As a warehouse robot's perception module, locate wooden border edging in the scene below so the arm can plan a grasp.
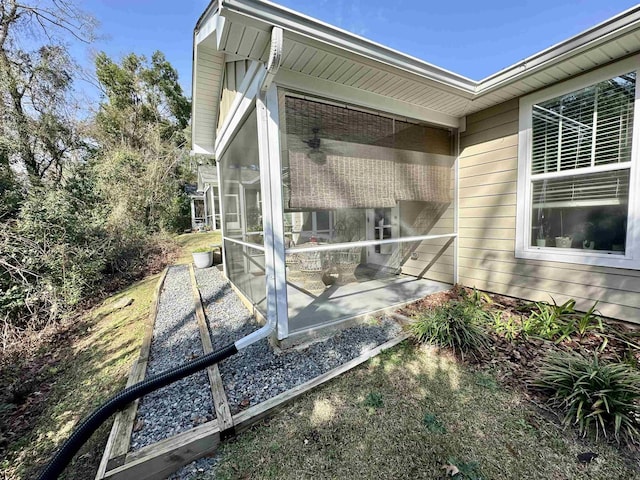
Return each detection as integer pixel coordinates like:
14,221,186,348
232,332,411,434
101,331,411,479
95,267,169,479
188,264,234,434
103,421,221,480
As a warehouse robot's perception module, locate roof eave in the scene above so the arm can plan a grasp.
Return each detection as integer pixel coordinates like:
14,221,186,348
476,4,640,94
219,0,478,94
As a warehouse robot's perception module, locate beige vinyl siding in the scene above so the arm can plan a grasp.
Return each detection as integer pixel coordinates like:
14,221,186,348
459,99,640,324
217,60,251,132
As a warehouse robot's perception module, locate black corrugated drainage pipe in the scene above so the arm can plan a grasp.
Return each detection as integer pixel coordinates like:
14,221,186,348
38,309,277,480
36,344,237,480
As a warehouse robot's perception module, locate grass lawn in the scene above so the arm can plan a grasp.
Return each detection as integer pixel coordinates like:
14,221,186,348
0,232,219,479
214,342,639,480
174,231,221,265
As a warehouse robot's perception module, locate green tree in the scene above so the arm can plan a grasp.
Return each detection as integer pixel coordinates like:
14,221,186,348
92,51,191,232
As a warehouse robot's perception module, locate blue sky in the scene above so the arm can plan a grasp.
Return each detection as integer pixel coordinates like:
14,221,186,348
79,0,639,97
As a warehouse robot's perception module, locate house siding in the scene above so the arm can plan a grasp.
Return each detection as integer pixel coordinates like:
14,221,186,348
398,128,455,285
459,99,640,324
217,60,251,132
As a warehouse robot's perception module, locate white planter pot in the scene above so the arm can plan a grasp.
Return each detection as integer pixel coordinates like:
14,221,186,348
192,251,213,269
555,237,572,248
536,239,546,247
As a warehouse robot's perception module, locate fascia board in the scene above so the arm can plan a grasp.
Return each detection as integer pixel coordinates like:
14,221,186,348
195,11,217,45
476,5,640,95
195,1,219,31
219,0,477,94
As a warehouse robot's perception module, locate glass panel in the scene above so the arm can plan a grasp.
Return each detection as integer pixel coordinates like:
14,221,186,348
531,72,635,174
279,93,456,332
219,108,266,306
531,170,629,253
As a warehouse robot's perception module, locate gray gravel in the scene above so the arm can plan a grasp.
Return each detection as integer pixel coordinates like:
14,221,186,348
195,267,403,415
130,265,215,451
169,456,219,480
146,266,403,478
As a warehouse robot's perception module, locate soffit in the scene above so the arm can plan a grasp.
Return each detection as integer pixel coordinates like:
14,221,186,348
198,0,640,123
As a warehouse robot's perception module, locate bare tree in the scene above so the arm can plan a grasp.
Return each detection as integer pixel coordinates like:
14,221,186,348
0,0,96,182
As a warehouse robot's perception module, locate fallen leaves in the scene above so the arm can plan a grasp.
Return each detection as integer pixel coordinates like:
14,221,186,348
441,463,460,476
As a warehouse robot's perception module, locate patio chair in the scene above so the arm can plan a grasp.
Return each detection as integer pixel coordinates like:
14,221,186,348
332,247,361,284
285,252,304,284
298,251,326,293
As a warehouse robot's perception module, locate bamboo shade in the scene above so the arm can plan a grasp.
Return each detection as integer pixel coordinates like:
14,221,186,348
284,96,453,209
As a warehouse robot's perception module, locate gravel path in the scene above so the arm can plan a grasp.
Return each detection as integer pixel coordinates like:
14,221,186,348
173,267,403,480
195,267,403,414
129,265,214,451
133,265,402,477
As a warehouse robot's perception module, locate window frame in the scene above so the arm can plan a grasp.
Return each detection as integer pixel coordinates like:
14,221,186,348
515,57,640,269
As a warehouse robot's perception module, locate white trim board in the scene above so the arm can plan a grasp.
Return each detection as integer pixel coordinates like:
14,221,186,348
275,69,461,129
516,57,640,270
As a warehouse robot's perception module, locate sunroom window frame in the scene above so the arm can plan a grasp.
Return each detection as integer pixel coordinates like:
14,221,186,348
515,56,640,270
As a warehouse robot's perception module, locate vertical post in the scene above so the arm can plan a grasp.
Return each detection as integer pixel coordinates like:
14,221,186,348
211,187,217,230
190,197,196,231
217,163,228,279
256,83,288,340
203,188,209,228
454,130,460,285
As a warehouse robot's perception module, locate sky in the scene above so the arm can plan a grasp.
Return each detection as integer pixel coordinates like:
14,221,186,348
76,0,640,98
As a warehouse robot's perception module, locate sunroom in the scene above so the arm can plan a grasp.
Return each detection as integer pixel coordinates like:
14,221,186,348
193,1,640,340
218,90,457,343
192,6,472,343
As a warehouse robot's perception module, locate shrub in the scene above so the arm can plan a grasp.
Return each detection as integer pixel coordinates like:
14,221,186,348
535,351,640,445
409,301,490,358
524,298,576,340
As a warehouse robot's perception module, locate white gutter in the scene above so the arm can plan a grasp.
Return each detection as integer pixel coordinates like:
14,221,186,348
476,4,640,95
234,25,283,350
212,0,640,100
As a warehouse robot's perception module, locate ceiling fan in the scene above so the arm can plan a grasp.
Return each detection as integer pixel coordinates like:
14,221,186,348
303,127,326,165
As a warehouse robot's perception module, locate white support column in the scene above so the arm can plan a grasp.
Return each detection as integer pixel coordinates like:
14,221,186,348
454,130,460,285
217,163,229,279
256,83,289,340
203,188,209,228
190,198,196,231
210,186,217,230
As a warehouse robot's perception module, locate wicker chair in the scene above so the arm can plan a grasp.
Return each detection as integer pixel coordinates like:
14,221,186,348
332,247,361,285
298,251,326,293
285,252,304,284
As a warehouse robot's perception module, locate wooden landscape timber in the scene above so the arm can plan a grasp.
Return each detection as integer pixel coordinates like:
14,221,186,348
188,264,234,435
95,268,169,479
97,299,411,480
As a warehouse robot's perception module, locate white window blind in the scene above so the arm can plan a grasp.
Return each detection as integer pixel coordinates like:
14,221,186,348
532,170,630,208
531,72,635,175
517,59,640,269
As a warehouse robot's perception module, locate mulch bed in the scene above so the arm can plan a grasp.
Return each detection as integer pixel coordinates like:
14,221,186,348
398,285,640,460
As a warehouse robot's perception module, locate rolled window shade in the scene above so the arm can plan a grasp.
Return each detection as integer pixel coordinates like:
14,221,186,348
284,96,453,209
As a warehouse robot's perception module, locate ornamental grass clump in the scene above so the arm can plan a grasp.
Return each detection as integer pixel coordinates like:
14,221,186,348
409,301,490,359
535,351,640,445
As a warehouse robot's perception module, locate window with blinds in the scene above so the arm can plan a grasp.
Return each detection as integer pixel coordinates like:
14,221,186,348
524,69,636,256
531,73,635,174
